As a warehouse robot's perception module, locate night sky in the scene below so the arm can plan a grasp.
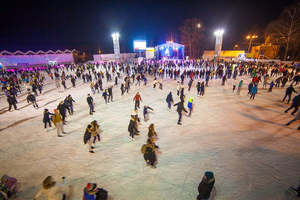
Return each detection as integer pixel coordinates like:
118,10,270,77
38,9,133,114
0,0,294,53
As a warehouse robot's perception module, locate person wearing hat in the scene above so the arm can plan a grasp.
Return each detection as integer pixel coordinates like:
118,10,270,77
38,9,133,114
83,183,108,200
43,109,55,129
34,176,72,200
197,171,215,200
83,183,97,200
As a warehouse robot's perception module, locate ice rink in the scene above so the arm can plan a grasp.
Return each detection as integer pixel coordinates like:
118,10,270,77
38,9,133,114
1,71,300,200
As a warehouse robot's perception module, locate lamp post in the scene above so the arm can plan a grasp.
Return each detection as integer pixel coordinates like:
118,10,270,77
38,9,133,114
214,29,224,57
246,34,258,53
111,32,120,59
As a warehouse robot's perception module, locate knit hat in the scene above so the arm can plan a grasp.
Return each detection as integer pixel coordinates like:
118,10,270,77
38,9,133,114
86,183,97,192
204,171,214,181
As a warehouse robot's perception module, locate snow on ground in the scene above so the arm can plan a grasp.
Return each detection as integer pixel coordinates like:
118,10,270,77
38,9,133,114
0,71,300,200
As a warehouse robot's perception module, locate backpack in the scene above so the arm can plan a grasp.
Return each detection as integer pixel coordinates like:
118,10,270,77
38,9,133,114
141,144,147,154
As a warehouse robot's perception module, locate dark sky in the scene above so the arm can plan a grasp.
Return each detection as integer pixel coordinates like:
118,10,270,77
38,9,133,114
0,0,294,53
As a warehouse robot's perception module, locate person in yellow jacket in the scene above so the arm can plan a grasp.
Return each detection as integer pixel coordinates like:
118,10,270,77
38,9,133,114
52,109,66,137
90,120,101,144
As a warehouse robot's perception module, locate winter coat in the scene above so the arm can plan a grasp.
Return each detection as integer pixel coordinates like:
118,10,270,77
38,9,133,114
166,93,173,103
251,86,257,94
7,96,17,104
52,114,62,125
57,104,66,115
187,101,193,110
83,189,95,200
143,106,153,115
197,177,215,199
43,111,54,122
286,86,296,95
27,94,36,103
83,129,92,144
174,101,187,113
292,95,300,105
128,119,137,133
87,96,93,105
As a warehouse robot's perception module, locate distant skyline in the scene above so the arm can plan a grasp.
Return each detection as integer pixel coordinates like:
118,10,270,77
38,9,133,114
0,0,295,53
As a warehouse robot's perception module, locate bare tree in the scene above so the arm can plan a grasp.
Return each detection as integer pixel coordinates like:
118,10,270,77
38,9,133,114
266,1,300,60
179,18,204,58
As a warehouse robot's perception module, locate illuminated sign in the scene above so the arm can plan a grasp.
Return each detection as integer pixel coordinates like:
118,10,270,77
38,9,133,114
134,40,147,50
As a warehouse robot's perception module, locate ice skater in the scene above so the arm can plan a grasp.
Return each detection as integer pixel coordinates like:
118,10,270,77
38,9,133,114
237,80,243,95
282,85,297,104
143,106,153,122
285,94,300,115
197,171,215,200
87,94,95,115
174,100,188,125
52,109,66,137
133,92,142,110
128,115,138,141
250,84,258,100
166,92,174,109
187,97,194,117
83,124,94,153
141,138,159,168
43,109,54,129
27,92,39,108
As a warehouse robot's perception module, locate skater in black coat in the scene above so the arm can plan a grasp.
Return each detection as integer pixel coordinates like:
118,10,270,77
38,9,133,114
197,171,215,200
87,94,95,115
174,100,188,125
57,101,67,124
196,81,201,96
128,115,138,141
27,93,38,108
285,94,300,115
282,85,297,104
166,92,174,109
43,109,55,128
142,138,159,168
7,95,17,111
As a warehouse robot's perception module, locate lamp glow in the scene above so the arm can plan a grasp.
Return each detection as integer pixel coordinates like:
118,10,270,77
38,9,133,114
214,29,224,36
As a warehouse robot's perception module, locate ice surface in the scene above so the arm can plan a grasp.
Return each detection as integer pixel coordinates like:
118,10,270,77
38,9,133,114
0,71,300,200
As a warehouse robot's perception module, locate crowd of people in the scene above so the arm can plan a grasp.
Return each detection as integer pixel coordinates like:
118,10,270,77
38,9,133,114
1,59,300,199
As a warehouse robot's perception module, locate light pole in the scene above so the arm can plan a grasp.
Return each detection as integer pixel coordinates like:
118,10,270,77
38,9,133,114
246,34,258,53
214,29,224,57
111,32,120,59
